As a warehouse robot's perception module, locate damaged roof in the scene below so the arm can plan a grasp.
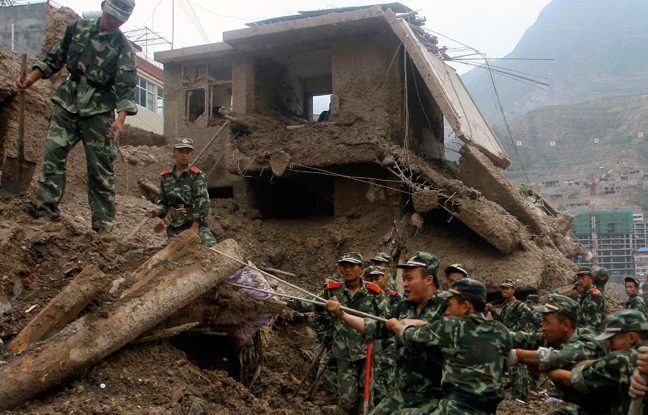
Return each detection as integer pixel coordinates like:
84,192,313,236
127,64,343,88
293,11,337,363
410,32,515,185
246,3,412,26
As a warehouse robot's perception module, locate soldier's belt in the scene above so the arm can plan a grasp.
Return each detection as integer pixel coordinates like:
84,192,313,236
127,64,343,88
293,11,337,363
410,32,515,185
68,73,111,89
154,206,194,234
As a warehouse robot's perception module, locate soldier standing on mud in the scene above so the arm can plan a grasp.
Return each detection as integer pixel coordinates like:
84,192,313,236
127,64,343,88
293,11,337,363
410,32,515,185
147,138,217,247
443,263,468,288
575,267,605,331
485,279,533,401
326,252,447,414
370,252,399,293
625,277,648,317
286,252,388,415
17,0,138,242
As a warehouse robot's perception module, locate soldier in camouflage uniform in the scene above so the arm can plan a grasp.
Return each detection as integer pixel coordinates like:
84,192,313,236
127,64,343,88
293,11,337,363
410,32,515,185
526,294,544,333
592,266,610,294
508,294,608,415
546,309,648,415
485,279,533,400
576,267,605,332
18,0,138,242
390,278,512,415
625,277,648,317
287,252,388,414
147,138,217,247
370,252,399,294
326,251,447,415
443,263,468,289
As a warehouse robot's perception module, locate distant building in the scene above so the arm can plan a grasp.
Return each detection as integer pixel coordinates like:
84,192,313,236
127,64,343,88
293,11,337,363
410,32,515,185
572,209,635,278
125,55,164,135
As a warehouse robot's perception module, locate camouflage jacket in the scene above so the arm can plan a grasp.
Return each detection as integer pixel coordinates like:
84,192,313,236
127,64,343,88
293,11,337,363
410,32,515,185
571,340,648,415
514,327,606,372
286,280,388,362
157,165,211,227
364,291,447,399
386,289,404,308
625,294,647,317
528,309,543,333
400,312,512,407
513,327,607,413
491,297,532,332
34,19,137,117
579,286,605,331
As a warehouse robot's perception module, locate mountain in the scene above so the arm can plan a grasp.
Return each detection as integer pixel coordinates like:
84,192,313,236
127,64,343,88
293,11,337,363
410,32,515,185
461,0,648,125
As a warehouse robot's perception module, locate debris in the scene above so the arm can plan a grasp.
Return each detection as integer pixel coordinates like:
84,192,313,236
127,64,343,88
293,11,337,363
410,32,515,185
0,294,12,315
11,276,23,300
24,304,37,313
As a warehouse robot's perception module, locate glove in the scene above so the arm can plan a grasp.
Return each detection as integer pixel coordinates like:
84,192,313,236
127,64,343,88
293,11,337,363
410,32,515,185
507,349,520,366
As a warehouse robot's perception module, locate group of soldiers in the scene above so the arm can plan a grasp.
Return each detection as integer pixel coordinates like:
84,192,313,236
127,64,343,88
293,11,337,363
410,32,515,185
286,251,648,415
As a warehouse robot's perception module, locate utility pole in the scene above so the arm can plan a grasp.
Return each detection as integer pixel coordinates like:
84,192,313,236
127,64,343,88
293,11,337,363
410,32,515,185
171,0,174,50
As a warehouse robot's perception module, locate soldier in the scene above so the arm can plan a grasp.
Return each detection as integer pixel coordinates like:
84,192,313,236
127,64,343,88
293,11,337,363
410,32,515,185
389,278,512,415
443,263,468,289
593,266,610,294
370,252,399,293
18,0,138,242
508,294,608,414
625,277,647,317
286,252,388,415
546,309,648,415
485,279,533,401
146,138,217,247
576,267,605,331
326,251,447,414
526,294,544,333
364,265,399,406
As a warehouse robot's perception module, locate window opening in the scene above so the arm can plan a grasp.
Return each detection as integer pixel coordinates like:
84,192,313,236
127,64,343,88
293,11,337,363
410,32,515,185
313,94,331,121
186,88,206,123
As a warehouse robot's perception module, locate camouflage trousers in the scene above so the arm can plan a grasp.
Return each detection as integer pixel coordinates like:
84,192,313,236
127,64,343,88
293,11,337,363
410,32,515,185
305,344,338,397
37,104,117,230
372,339,396,405
337,356,375,415
371,389,439,415
167,221,217,247
429,398,495,415
509,364,530,401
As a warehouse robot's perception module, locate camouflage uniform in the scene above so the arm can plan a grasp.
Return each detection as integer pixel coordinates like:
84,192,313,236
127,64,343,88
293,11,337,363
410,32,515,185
490,279,533,401
570,310,648,415
625,294,648,317
286,259,388,415
514,295,608,415
400,279,512,415
592,266,610,294
526,295,544,333
366,291,447,415
578,285,605,332
157,158,217,247
372,288,403,406
33,17,137,230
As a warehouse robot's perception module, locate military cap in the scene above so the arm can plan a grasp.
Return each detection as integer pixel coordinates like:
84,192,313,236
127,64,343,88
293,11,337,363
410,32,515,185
500,278,516,288
363,266,375,277
595,266,609,277
397,251,440,276
576,266,593,276
534,294,580,322
103,0,135,22
444,263,468,277
174,137,194,150
338,252,363,265
625,276,640,287
438,278,487,307
595,309,648,341
526,294,540,304
371,252,393,264
369,266,386,276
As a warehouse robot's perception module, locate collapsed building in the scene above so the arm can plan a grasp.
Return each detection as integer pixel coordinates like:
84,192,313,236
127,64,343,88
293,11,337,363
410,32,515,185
155,3,586,292
0,3,598,414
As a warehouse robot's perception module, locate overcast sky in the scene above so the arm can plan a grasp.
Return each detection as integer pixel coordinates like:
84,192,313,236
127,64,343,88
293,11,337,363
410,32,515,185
58,0,553,74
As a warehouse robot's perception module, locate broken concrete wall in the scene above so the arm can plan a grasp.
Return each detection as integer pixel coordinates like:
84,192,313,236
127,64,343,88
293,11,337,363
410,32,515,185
332,30,404,140
254,57,304,120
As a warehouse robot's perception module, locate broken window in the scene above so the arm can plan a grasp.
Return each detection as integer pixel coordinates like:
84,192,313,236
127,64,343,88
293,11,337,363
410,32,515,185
209,83,233,121
186,88,206,123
